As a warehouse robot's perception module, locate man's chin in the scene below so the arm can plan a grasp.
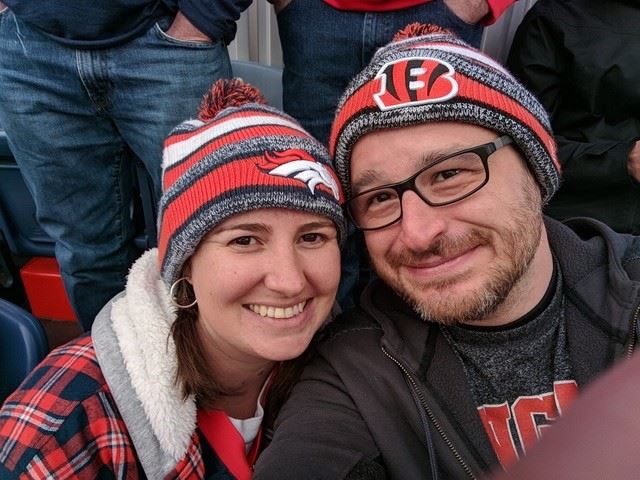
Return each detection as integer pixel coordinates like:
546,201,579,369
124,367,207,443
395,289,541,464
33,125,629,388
395,276,505,325
407,293,500,325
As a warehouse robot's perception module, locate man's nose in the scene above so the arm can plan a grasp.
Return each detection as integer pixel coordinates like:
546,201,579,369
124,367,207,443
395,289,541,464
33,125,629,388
397,190,448,251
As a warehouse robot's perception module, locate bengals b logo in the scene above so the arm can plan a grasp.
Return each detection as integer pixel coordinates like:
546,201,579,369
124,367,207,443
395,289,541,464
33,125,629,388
373,57,458,111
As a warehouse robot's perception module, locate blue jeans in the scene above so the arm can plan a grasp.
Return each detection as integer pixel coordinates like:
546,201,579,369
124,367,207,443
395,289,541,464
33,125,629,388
0,10,231,330
277,0,483,309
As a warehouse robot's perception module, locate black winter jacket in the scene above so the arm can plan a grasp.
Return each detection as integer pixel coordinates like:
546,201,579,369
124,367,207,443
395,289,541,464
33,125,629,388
507,0,640,234
254,218,640,479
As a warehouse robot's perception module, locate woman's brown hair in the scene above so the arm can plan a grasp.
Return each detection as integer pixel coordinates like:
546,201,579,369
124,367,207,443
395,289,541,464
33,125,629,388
170,278,234,410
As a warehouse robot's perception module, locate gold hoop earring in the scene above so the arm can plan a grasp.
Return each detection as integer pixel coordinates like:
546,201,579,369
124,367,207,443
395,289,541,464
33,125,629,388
170,277,197,309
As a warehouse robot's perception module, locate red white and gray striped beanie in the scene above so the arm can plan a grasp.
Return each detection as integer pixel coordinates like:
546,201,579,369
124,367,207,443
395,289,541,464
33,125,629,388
158,79,345,286
329,23,560,202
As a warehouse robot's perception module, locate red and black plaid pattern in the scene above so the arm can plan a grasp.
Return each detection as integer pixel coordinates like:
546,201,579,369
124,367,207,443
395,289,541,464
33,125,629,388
0,336,206,479
329,23,560,202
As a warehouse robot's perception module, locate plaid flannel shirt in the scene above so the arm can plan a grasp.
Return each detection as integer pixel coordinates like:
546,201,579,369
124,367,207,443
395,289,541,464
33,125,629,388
0,335,205,479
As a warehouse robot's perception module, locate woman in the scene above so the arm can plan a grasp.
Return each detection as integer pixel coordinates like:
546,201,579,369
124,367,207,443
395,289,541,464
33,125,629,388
0,79,345,479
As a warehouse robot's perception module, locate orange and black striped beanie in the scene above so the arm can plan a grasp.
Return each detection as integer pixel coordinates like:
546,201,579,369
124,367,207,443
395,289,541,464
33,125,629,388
329,23,560,202
158,79,345,286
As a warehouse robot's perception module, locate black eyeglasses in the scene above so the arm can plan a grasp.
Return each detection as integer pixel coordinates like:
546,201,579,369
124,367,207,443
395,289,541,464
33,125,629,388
346,135,513,231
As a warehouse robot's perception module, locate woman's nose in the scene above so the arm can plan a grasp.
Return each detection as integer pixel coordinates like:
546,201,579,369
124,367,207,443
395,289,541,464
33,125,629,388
263,248,306,296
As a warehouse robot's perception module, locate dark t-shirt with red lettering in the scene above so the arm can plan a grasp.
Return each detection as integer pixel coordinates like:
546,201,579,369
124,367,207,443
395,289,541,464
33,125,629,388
441,263,578,468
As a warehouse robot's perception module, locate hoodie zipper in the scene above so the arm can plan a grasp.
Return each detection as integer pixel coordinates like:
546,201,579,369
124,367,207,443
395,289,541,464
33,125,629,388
381,346,477,479
627,303,640,358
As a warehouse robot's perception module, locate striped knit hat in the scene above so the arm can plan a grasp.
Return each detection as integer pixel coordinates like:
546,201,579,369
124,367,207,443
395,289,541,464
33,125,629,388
158,79,345,286
329,23,560,202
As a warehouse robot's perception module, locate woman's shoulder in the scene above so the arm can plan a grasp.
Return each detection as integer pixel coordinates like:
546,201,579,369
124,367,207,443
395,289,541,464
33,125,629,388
0,334,135,477
13,334,106,401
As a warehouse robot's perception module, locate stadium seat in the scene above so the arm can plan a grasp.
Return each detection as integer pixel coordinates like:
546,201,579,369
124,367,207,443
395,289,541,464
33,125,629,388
0,127,12,157
0,127,149,321
231,60,283,109
0,162,56,258
0,298,49,403
0,129,55,257
0,141,152,256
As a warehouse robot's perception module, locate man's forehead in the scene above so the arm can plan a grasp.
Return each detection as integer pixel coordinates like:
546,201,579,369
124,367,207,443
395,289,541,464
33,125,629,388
352,121,495,153
349,134,489,193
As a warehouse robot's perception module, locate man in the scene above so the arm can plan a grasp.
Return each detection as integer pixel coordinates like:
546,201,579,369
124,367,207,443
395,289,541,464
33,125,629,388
507,0,640,235
0,0,251,330
253,24,640,479
270,0,517,309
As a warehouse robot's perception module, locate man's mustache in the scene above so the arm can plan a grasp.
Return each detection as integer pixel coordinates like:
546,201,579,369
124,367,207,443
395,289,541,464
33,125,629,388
385,229,491,268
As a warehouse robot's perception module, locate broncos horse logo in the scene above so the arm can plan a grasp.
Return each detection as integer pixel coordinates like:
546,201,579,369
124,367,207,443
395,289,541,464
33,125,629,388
258,150,341,201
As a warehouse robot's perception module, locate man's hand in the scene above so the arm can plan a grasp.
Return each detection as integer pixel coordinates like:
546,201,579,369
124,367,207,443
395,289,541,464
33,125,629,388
443,0,489,24
628,140,640,182
165,11,211,43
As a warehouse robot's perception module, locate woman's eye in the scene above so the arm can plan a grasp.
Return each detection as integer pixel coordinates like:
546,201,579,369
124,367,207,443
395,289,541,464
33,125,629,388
230,236,256,246
300,233,324,243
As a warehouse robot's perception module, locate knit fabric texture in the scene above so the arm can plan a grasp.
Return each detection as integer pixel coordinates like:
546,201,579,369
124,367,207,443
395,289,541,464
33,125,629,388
158,80,345,286
329,24,560,201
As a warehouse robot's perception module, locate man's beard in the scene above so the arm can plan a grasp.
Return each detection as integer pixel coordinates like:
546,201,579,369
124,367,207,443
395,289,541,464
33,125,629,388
373,193,543,326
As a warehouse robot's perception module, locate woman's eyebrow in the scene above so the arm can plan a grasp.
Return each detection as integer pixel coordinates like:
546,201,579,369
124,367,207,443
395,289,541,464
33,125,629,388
212,223,271,234
298,220,335,231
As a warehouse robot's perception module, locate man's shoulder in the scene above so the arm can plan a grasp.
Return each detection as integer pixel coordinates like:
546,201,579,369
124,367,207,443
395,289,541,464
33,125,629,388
320,279,413,341
548,216,640,317
556,215,639,250
549,216,639,260
320,306,384,343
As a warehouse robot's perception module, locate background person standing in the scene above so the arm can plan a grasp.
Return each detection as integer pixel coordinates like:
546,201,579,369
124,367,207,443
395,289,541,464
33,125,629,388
507,0,640,234
0,0,251,330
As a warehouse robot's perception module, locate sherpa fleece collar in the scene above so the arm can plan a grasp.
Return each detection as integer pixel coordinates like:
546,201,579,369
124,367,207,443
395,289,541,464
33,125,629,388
93,249,196,470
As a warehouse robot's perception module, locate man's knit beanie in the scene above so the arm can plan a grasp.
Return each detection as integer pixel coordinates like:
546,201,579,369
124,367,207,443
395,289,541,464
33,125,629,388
158,78,345,286
329,23,560,202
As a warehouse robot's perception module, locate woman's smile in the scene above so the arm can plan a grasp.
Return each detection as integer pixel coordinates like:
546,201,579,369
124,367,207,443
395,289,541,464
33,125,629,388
247,300,308,319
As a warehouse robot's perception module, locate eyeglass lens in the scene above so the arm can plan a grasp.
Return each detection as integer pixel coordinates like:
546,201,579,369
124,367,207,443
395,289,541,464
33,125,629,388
349,151,487,229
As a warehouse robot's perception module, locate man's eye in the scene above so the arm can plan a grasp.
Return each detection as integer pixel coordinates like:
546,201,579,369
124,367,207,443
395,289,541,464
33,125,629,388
367,191,394,207
434,169,461,182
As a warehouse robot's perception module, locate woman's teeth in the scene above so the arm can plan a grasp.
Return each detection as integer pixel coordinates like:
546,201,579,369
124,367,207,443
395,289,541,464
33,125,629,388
248,301,307,319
